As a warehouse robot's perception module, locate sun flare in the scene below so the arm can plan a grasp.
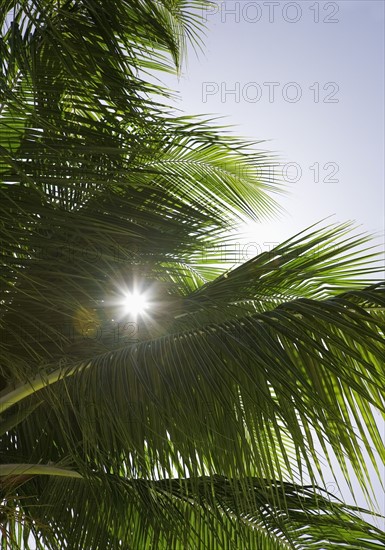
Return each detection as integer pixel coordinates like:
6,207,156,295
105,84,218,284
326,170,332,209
122,291,149,316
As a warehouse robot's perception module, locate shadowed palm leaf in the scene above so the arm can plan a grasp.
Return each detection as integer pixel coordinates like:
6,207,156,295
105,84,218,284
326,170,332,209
1,1,384,549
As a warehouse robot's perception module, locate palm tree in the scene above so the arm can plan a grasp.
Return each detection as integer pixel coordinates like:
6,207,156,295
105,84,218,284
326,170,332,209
1,1,384,548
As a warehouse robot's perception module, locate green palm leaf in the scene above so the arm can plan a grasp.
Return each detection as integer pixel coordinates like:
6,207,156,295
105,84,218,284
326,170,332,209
1,469,384,549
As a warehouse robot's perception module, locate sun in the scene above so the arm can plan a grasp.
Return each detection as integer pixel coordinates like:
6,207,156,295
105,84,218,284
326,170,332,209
121,290,149,317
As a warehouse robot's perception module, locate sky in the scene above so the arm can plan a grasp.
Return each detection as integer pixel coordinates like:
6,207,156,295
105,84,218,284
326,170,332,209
160,0,385,527
161,0,384,262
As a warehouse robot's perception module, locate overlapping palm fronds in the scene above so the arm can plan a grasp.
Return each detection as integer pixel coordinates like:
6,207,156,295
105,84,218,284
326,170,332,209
1,1,384,548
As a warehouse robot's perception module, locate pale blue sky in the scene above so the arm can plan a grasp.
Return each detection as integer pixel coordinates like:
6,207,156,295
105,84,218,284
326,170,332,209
163,0,384,258
161,0,385,526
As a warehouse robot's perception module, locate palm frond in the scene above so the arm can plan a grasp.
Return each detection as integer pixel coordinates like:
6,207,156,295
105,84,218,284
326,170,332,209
2,283,384,502
1,471,384,549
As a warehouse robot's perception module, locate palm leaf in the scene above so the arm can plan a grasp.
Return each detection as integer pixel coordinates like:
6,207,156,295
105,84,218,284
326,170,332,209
1,469,384,549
